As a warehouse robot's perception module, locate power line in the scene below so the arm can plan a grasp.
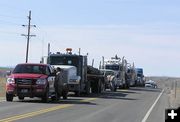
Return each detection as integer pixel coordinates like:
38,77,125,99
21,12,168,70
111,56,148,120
0,30,21,35
0,14,25,20
21,10,36,63
0,19,22,26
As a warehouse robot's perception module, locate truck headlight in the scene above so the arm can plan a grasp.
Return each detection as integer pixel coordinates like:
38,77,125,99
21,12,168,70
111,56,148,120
7,78,15,84
36,78,46,85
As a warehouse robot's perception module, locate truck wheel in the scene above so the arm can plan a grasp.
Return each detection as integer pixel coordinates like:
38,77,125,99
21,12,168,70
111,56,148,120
42,87,49,103
91,81,98,93
75,91,80,96
110,82,114,91
114,85,117,92
51,93,60,101
62,91,67,100
6,93,13,102
75,84,80,96
18,96,24,100
85,81,91,95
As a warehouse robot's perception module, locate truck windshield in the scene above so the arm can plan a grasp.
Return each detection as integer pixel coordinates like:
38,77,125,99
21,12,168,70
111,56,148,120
13,64,48,75
49,56,79,67
105,71,114,76
136,68,143,74
105,65,119,71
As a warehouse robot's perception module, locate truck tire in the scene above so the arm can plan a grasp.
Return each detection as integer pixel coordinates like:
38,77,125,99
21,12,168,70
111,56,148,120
42,87,49,103
75,91,80,96
51,93,60,101
62,91,67,100
18,96,24,100
113,84,117,92
91,81,98,93
75,84,80,96
100,81,105,93
6,93,13,102
85,81,91,95
110,82,114,91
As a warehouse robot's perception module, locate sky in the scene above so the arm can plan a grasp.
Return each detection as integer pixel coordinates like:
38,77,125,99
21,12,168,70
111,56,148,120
0,0,180,77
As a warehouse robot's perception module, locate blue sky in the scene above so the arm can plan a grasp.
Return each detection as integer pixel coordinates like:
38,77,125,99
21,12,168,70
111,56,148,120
0,0,180,77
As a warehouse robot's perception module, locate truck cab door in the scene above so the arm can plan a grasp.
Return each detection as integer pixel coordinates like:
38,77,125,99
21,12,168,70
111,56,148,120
47,65,56,93
48,76,55,93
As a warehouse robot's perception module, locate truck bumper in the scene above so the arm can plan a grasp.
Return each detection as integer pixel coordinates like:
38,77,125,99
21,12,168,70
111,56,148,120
68,84,80,92
6,84,47,97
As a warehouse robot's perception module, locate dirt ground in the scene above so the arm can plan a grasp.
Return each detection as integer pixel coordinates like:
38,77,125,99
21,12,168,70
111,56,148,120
146,76,180,108
0,77,6,97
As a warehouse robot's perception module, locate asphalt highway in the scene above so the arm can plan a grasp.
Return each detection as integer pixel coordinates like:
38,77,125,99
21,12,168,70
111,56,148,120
0,84,171,122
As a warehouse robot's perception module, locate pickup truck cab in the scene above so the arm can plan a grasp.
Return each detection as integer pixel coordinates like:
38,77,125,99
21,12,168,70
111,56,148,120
6,63,55,102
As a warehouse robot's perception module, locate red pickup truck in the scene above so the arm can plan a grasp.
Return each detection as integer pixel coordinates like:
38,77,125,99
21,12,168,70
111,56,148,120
6,63,56,102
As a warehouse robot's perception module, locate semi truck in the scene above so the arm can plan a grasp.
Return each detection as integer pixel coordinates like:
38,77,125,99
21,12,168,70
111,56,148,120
102,55,130,89
42,48,105,95
135,68,145,86
126,63,137,87
99,69,118,92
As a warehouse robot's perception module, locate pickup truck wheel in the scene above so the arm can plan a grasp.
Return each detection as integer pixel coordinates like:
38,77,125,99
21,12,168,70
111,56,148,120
18,96,24,100
42,87,49,103
6,93,13,102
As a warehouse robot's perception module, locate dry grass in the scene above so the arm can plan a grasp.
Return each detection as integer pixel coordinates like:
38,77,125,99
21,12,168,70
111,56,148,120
0,77,6,97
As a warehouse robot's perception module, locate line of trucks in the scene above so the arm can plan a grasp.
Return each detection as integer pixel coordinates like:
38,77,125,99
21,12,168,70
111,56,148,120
5,48,145,102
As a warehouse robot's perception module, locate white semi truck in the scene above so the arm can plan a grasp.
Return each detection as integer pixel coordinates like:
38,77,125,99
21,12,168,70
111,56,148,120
102,55,130,89
42,48,105,95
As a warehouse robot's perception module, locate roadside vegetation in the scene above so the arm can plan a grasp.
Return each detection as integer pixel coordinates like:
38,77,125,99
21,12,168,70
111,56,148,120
0,77,6,97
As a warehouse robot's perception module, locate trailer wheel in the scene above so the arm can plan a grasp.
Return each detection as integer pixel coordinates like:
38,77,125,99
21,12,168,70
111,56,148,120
6,93,13,102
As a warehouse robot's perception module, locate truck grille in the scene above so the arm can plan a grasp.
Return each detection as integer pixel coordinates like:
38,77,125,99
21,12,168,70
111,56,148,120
15,78,36,85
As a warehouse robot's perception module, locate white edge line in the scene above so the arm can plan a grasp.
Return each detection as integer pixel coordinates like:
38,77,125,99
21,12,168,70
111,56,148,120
141,89,164,122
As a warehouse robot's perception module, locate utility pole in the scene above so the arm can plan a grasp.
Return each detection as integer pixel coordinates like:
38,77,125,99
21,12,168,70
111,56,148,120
21,10,36,63
48,43,50,56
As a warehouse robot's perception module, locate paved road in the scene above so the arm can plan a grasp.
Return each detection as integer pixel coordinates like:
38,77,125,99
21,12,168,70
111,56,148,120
0,79,173,122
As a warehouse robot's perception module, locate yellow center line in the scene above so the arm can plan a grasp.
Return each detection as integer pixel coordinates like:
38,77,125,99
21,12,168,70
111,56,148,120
80,98,97,102
118,89,129,92
0,98,97,122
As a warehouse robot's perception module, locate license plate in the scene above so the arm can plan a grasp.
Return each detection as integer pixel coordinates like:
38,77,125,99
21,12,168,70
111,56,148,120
21,89,28,93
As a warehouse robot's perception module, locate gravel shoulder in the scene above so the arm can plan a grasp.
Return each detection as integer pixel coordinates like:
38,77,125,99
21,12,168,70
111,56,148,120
0,77,6,97
146,76,180,108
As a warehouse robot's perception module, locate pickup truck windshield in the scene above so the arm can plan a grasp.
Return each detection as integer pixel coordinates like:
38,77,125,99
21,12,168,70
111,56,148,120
13,64,48,75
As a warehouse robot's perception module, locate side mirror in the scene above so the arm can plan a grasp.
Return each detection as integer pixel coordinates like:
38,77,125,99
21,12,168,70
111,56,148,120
6,70,11,76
